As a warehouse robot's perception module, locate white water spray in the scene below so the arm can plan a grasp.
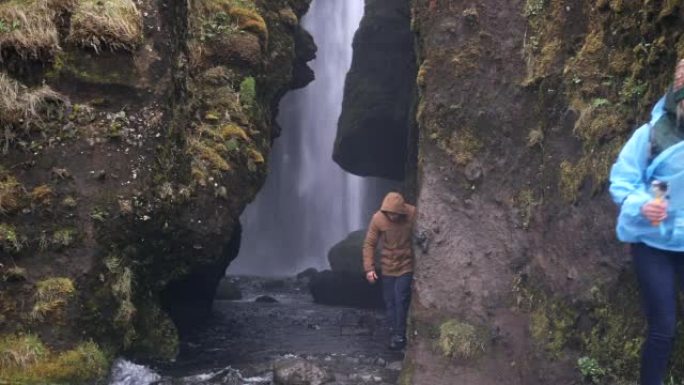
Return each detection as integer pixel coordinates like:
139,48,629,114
229,0,374,276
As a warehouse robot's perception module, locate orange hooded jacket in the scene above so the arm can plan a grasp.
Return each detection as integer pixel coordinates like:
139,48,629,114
362,192,416,277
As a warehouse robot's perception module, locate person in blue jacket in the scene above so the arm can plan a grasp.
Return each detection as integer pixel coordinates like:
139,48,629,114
610,59,684,385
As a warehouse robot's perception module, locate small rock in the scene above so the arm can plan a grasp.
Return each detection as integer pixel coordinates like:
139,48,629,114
386,361,402,371
345,356,360,365
464,160,483,182
375,357,386,366
255,295,278,303
273,357,334,385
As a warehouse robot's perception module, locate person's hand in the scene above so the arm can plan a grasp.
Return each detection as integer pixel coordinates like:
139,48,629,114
366,270,378,284
642,200,668,223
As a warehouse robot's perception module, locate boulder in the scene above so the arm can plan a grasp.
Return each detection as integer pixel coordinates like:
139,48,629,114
308,271,383,309
328,230,380,273
214,277,243,301
334,0,417,180
273,357,334,385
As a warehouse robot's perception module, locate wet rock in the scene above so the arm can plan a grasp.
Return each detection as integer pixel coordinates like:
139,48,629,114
255,295,279,303
308,271,383,309
273,357,334,385
334,0,417,180
296,268,319,282
214,278,243,301
328,230,379,274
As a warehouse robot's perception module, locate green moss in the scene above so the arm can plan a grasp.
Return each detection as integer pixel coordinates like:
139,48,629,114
398,359,415,385
130,301,178,360
240,76,257,108
514,275,654,383
529,299,576,358
52,228,77,249
524,0,547,17
49,50,137,86
31,277,75,321
0,335,108,385
438,319,486,359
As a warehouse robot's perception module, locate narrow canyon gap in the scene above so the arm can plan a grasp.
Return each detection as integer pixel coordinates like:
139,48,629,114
229,0,396,276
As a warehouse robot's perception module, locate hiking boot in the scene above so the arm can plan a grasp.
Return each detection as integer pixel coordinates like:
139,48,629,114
389,335,406,351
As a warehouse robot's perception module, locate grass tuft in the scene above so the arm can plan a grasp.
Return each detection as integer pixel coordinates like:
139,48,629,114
0,168,24,214
31,277,75,321
0,0,61,60
0,335,108,384
0,73,68,152
30,184,52,205
0,222,22,253
68,0,143,53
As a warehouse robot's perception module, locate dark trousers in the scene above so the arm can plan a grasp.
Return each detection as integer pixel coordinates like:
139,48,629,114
382,272,413,338
632,243,684,385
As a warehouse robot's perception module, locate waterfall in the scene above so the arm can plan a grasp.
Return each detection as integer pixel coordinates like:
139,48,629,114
228,0,371,276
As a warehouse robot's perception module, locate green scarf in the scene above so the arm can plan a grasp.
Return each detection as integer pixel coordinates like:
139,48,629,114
650,86,684,158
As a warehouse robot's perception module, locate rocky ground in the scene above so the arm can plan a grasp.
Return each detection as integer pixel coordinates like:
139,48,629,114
109,276,403,385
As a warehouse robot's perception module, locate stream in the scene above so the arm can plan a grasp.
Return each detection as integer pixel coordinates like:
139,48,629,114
108,276,403,385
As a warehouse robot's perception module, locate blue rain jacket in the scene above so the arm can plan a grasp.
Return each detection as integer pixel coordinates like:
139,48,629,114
609,96,684,251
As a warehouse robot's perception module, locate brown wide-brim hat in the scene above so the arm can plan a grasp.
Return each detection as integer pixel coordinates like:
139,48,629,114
380,192,409,215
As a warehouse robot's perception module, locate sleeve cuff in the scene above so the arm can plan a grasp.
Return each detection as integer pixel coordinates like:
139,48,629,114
621,189,651,217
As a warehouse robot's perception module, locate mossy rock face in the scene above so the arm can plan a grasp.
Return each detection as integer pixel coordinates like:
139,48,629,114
406,0,684,384
0,0,314,382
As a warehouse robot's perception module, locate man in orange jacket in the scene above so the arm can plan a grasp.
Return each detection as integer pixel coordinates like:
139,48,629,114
363,192,416,350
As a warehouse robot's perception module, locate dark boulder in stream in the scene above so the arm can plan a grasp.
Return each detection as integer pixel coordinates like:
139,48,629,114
308,271,383,309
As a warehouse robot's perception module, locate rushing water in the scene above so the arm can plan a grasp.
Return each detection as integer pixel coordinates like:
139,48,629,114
229,0,393,276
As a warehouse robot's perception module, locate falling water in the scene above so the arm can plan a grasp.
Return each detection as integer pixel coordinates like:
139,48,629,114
228,0,385,276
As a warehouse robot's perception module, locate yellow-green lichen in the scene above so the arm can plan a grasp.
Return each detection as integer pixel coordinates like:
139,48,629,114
437,128,483,167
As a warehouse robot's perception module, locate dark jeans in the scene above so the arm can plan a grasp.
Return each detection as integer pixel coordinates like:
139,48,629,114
382,273,413,338
632,243,684,385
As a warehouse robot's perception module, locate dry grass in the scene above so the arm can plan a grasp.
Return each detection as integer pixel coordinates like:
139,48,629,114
30,184,53,205
0,0,60,60
0,169,24,214
68,0,143,52
0,73,68,151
